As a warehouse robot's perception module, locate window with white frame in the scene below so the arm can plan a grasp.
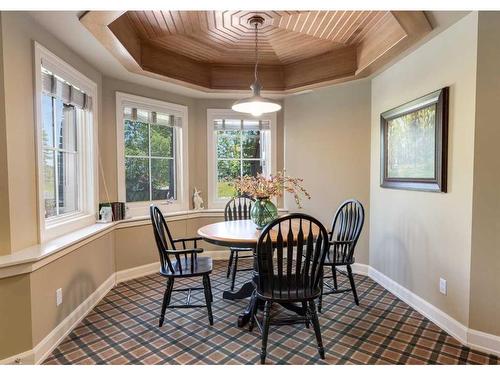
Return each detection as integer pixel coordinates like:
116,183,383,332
207,109,276,208
116,93,188,217
35,43,98,241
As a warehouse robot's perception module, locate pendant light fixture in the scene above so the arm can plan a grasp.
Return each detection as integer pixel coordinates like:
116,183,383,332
232,16,281,117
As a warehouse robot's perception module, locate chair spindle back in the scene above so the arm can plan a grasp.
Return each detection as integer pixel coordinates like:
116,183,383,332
224,196,254,221
150,205,190,275
328,199,365,264
256,213,329,300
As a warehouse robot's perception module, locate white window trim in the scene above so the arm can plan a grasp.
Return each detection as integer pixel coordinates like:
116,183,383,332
34,42,99,242
116,92,189,217
207,109,277,209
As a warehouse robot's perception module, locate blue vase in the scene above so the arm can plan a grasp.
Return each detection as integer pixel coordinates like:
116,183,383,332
250,198,278,229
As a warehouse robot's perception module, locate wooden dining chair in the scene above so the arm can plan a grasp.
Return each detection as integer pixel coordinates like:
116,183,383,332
224,196,255,291
250,213,330,364
318,199,365,312
150,205,214,327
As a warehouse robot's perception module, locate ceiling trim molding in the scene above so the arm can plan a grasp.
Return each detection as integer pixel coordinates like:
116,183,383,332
80,10,432,94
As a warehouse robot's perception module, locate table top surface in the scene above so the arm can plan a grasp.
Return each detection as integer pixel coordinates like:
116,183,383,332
197,219,320,247
197,220,260,246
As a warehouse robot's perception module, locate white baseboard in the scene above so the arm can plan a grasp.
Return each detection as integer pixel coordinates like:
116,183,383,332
368,266,469,344
206,250,231,260
369,265,500,357
468,329,500,357
115,262,159,284
114,251,231,284
33,273,116,365
351,263,370,276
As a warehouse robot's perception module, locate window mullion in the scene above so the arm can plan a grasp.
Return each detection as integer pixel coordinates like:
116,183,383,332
240,120,243,177
148,122,152,201
173,127,177,200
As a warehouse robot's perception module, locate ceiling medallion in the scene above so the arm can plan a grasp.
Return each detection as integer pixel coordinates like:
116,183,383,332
231,15,281,117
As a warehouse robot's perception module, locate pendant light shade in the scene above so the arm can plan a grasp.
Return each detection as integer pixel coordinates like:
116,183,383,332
232,16,281,117
232,82,281,117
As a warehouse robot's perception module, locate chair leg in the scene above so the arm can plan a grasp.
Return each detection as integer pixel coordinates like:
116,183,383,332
308,300,325,360
347,264,359,306
230,252,239,291
248,292,259,332
302,302,309,328
202,274,214,326
317,271,324,313
227,250,234,278
331,265,338,290
206,273,214,303
260,301,272,364
159,278,174,327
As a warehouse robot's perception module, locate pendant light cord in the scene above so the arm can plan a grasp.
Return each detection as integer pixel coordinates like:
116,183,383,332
254,20,259,84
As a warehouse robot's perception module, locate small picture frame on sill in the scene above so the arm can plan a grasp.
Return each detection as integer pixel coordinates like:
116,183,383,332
380,87,449,192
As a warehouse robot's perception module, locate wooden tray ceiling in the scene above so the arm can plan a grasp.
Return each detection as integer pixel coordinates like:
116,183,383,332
80,11,432,93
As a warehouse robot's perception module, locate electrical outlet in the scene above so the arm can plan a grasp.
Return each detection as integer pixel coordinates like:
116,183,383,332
56,288,63,306
439,278,447,295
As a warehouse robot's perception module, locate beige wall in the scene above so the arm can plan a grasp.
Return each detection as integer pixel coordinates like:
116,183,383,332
0,12,102,252
0,274,32,359
0,14,10,255
283,79,371,264
30,232,115,345
469,12,500,336
0,232,115,359
369,13,478,325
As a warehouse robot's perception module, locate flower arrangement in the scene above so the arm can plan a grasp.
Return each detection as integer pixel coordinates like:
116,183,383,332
232,171,311,208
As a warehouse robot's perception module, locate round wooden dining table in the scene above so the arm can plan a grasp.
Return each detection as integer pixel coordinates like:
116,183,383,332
197,219,312,327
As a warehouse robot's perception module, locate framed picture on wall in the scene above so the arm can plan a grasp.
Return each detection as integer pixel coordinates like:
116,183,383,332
380,87,449,192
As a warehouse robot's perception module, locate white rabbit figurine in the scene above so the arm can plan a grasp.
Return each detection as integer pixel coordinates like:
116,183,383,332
193,188,204,210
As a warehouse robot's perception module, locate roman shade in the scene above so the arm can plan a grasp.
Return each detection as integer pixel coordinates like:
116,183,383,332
41,68,93,111
214,119,271,131
123,107,182,127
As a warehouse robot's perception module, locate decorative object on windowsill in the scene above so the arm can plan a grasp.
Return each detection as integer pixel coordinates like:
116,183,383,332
231,15,281,117
97,206,113,223
380,87,449,192
98,202,125,222
193,187,205,210
232,172,311,229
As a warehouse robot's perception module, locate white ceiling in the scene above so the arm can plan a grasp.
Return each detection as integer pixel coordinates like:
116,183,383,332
28,10,470,99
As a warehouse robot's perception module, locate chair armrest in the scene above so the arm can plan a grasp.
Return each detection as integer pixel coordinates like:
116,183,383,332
172,236,204,249
164,248,204,255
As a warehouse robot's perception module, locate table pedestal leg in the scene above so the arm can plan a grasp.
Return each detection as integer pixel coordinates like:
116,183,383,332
222,281,256,327
222,281,254,300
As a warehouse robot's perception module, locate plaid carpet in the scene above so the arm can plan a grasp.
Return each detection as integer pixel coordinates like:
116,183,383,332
44,260,499,365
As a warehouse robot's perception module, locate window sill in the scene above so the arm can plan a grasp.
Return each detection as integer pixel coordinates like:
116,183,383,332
43,213,96,242
0,207,288,278
0,222,115,279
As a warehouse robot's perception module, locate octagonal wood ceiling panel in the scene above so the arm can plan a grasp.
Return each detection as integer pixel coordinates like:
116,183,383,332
80,10,432,93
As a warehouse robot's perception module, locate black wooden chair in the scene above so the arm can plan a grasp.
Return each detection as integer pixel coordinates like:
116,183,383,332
318,199,365,312
150,205,214,327
250,213,330,364
224,196,255,291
